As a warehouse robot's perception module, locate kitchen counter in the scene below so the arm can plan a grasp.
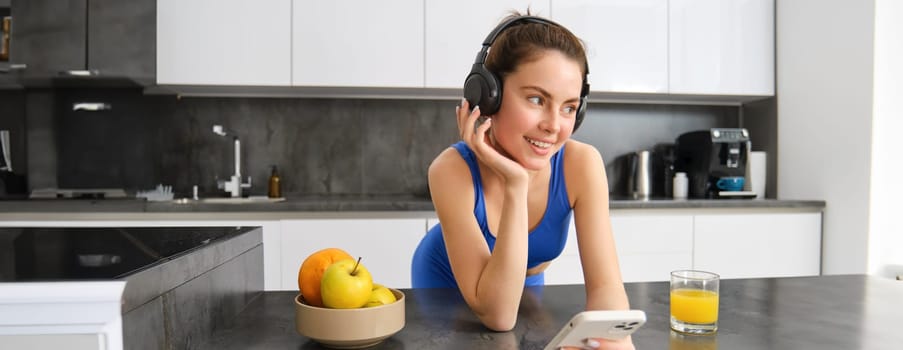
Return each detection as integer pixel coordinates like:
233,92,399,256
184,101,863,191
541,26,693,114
199,275,902,350
0,226,261,311
0,195,825,219
0,226,264,349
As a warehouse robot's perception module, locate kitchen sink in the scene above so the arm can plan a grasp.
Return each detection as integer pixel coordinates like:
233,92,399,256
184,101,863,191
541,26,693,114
173,197,286,204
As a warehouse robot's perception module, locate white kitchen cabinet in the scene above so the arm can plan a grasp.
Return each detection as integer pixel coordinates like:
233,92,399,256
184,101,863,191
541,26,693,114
280,218,426,289
424,0,551,89
552,0,668,93
694,212,822,279
157,0,292,86
546,209,820,284
610,213,694,282
545,213,693,285
0,281,126,350
669,0,774,95
292,0,423,87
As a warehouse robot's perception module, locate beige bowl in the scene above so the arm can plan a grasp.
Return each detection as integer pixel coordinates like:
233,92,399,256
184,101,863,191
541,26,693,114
294,289,405,349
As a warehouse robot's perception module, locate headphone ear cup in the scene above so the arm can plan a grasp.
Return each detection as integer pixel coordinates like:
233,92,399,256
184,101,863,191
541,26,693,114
463,65,502,115
573,97,587,132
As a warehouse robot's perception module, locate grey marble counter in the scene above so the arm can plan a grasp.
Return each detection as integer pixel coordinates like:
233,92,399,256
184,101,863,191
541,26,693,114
199,275,902,350
121,226,264,349
0,195,824,216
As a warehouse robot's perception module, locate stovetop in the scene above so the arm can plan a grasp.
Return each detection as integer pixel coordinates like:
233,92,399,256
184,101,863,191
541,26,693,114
29,188,128,199
0,226,251,282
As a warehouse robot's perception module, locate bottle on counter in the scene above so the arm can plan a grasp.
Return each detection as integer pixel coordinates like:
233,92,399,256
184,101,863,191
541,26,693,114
1,17,11,61
673,172,688,199
268,165,282,198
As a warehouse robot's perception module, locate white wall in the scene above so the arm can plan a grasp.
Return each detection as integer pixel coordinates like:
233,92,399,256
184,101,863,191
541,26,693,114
868,0,903,279
777,0,875,274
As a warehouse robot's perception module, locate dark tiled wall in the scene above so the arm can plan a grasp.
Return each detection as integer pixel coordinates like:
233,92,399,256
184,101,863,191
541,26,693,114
48,88,458,198
7,88,742,198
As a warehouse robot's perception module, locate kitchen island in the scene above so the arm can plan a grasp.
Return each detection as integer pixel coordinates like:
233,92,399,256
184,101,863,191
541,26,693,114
0,226,264,349
199,274,902,349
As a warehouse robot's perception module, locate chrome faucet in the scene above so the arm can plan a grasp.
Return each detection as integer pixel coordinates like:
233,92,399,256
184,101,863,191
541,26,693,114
213,125,251,197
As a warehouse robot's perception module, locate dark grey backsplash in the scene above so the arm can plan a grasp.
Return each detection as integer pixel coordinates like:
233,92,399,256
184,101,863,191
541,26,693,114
49,89,459,198
3,88,746,198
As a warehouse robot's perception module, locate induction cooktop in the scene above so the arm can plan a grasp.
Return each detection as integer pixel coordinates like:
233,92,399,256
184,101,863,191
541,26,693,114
0,227,249,282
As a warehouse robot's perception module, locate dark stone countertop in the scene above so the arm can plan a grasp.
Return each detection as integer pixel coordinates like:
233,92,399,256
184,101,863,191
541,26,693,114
0,226,262,313
199,275,903,350
0,194,824,216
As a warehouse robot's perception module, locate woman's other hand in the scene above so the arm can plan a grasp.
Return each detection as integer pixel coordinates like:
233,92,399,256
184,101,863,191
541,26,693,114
457,98,528,185
559,337,636,350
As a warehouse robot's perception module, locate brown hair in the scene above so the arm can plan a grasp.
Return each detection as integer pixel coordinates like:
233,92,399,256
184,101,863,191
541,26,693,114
485,13,588,83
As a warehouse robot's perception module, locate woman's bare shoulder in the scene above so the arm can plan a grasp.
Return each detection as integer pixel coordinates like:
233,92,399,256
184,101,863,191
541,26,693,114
562,140,608,205
429,147,468,178
564,139,604,164
428,147,475,196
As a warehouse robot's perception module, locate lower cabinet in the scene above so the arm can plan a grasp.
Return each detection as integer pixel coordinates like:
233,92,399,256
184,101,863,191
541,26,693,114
280,218,426,289
610,213,695,283
694,212,822,279
545,213,694,285
544,210,822,284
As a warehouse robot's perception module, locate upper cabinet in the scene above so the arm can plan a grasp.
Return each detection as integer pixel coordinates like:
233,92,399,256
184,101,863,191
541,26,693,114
669,0,774,96
292,0,423,87
157,0,290,86
552,0,668,94
152,0,774,100
9,0,155,84
554,0,773,97
424,0,551,89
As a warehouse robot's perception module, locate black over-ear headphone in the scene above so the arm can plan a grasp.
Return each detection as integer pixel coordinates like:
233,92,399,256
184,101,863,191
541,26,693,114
463,16,590,131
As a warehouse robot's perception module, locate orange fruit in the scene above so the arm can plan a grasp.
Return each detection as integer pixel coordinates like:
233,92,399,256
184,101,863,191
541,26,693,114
298,248,353,307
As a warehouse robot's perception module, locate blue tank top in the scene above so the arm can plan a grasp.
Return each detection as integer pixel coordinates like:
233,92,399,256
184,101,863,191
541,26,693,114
411,141,573,288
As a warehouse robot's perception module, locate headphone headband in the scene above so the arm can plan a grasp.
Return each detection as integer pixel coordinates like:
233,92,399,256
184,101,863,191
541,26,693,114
464,15,590,131
473,16,589,77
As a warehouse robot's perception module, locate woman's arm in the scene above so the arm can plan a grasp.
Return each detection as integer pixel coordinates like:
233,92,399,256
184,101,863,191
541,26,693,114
565,141,630,311
564,141,634,348
428,101,532,331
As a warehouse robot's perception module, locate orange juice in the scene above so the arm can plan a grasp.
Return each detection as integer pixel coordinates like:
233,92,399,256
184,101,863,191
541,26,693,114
670,288,719,324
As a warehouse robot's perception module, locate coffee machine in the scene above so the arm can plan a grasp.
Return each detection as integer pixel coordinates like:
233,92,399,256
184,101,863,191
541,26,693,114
675,128,754,199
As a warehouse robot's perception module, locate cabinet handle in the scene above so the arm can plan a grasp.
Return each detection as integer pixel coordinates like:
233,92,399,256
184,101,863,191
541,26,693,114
60,69,100,77
0,63,26,73
73,102,112,111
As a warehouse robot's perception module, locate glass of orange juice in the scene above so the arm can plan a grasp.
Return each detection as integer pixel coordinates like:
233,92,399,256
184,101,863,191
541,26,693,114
670,270,719,335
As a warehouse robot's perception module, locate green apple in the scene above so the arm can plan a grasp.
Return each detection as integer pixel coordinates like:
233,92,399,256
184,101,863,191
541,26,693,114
364,284,397,307
320,258,373,309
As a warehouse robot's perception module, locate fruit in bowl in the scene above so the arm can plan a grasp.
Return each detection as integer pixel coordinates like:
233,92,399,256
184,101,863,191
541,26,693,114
295,249,406,348
295,288,405,349
298,248,354,307
321,258,373,309
365,284,397,308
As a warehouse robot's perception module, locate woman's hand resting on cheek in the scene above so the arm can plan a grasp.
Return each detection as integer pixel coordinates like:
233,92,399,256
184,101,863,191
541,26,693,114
457,99,528,186
558,337,636,350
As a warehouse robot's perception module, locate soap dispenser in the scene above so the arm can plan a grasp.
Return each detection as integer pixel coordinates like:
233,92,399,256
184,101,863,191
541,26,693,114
268,165,282,198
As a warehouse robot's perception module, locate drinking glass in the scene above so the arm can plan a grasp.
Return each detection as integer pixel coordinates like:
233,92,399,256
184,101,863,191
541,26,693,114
670,270,719,335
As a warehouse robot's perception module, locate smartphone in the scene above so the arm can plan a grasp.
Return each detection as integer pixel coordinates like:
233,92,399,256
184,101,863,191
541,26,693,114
543,310,646,350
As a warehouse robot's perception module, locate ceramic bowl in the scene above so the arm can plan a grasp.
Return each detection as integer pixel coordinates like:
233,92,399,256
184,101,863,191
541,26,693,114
294,289,405,349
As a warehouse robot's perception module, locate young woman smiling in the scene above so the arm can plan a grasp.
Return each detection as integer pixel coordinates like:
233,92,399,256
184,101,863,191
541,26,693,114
411,12,634,350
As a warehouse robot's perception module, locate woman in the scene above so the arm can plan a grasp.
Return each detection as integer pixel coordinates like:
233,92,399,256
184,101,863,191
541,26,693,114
411,12,634,349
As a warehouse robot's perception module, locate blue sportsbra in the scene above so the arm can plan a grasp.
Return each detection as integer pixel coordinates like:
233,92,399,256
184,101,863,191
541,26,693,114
411,141,573,288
